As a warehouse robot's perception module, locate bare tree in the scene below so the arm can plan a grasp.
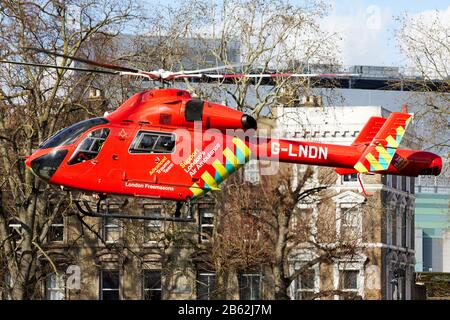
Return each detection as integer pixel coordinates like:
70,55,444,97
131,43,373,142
174,0,342,118
0,0,350,300
137,1,349,300
396,11,449,152
195,164,379,300
0,0,142,299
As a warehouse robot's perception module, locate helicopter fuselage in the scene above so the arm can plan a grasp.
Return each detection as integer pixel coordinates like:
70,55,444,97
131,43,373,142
25,88,442,202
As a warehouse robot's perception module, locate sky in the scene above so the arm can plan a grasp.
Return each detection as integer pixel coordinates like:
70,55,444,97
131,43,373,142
147,0,450,68
318,0,450,67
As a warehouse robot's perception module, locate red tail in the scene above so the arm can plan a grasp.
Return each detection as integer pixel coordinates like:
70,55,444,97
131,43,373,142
353,112,413,173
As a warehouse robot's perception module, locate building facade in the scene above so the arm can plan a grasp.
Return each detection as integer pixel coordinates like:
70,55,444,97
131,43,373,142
273,103,417,300
414,165,450,273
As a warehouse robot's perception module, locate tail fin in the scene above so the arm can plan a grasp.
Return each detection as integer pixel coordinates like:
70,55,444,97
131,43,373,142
334,116,387,175
353,112,413,173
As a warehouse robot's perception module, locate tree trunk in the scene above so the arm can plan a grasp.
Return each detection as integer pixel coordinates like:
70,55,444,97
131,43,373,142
10,205,37,300
0,188,39,300
272,209,291,300
272,264,290,300
214,269,229,299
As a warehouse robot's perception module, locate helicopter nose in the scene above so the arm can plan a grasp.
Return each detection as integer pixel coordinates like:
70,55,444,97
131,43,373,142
241,114,257,130
29,149,68,180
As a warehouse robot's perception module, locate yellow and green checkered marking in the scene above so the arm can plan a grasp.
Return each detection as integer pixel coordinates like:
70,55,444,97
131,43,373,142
189,137,251,198
354,114,412,173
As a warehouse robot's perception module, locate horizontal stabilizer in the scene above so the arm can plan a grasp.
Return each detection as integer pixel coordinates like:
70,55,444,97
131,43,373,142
335,167,358,175
352,116,386,147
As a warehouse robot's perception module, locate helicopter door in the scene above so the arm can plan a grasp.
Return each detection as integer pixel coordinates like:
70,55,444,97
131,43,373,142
68,128,110,165
66,127,112,183
103,125,134,188
126,130,176,185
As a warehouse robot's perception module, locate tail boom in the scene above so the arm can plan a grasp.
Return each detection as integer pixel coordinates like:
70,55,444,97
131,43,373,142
247,111,441,178
251,138,360,169
251,137,441,177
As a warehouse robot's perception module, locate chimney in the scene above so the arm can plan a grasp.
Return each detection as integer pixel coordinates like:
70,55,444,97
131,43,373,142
89,88,102,99
402,104,408,113
301,95,323,108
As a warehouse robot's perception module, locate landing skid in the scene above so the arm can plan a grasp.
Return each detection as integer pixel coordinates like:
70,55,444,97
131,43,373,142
74,199,195,222
357,173,372,197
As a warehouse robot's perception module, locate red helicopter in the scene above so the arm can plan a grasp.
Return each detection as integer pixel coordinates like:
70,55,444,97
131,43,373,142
1,50,442,221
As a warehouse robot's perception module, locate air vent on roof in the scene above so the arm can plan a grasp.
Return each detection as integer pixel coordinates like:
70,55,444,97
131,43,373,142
164,100,181,104
185,99,204,122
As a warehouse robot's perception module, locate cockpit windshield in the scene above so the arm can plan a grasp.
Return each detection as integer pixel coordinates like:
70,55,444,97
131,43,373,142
39,118,109,149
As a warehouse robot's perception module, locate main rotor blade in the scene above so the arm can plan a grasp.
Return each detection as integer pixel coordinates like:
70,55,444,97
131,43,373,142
0,59,118,74
22,47,140,73
205,73,360,79
178,63,248,75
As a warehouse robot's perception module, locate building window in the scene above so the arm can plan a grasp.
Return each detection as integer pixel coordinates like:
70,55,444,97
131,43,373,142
244,160,260,184
204,54,216,64
100,270,120,300
339,270,359,299
391,267,406,300
409,177,415,194
396,208,402,247
295,269,316,300
143,270,162,300
401,176,407,192
46,273,65,300
340,206,361,239
386,211,393,245
400,270,406,300
402,210,407,248
343,173,358,182
197,272,216,300
48,214,64,242
409,218,414,249
387,262,395,300
199,203,215,242
406,266,414,299
239,273,262,300
391,175,397,189
143,204,162,243
103,204,120,243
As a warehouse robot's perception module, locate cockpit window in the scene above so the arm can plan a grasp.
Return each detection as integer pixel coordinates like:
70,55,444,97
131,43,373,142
68,128,110,165
40,118,109,149
129,131,175,154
